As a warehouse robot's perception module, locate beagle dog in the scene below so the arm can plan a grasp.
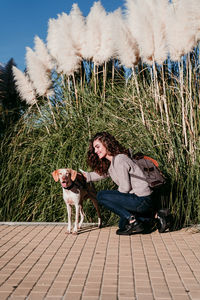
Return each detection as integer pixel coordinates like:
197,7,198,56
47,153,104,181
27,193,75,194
52,168,102,234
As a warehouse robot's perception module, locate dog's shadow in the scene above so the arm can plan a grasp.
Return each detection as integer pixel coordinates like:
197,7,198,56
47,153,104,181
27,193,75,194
79,224,103,234
64,224,102,235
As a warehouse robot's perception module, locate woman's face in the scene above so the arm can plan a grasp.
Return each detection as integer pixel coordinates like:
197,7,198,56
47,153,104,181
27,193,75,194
93,139,107,159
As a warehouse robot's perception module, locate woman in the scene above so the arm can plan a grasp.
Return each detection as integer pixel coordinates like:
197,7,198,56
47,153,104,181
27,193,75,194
82,132,154,235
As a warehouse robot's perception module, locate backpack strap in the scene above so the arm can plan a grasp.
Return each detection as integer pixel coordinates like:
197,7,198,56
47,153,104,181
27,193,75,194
143,156,159,167
130,159,148,182
130,173,148,182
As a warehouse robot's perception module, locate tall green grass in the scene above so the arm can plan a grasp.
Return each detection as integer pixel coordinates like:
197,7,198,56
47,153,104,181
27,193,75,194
0,62,199,227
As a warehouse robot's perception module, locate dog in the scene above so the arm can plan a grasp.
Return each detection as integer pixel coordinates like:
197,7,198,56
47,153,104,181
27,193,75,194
52,168,102,234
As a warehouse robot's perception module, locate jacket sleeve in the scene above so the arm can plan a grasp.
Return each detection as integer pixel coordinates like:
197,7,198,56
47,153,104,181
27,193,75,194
85,171,109,182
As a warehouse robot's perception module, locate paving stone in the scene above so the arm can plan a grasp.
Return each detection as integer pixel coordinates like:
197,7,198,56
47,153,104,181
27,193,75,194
0,291,12,300
118,297,136,300
136,295,154,300
83,288,100,296
119,289,135,297
0,224,199,299
28,292,47,300
82,297,99,300
170,296,190,300
136,286,152,294
100,294,118,300
46,287,66,296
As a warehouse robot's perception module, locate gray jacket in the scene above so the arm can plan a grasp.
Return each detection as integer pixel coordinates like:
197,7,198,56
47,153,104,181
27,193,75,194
85,154,152,196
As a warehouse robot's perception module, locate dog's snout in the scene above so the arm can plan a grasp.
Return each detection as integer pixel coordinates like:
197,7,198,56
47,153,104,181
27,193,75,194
61,173,70,183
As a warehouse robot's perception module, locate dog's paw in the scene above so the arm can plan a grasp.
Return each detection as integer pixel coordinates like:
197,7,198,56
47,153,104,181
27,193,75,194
98,218,102,228
72,231,78,235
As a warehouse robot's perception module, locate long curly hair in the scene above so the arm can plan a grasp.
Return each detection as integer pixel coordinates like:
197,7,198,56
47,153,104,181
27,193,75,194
87,132,129,175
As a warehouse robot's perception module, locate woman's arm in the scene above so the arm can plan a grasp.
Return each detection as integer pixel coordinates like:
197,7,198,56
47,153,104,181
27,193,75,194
81,170,109,182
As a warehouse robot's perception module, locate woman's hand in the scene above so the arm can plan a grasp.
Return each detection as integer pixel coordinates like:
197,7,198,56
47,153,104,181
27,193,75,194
79,169,87,179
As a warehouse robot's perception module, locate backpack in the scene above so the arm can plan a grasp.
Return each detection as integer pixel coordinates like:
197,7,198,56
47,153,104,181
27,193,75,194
129,150,166,189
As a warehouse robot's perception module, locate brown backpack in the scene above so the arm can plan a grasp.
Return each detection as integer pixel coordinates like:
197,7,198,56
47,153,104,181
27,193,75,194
130,151,166,189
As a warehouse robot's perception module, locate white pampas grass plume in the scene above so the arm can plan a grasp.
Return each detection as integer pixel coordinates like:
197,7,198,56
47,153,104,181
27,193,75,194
47,5,84,75
12,66,36,105
56,12,82,74
125,0,154,65
82,1,107,63
93,10,117,65
166,0,197,61
149,0,168,65
34,36,54,70
69,3,86,57
26,47,53,97
46,18,58,62
114,8,139,68
192,0,200,42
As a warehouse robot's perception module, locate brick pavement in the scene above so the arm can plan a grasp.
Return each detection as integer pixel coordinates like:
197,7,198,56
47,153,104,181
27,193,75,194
0,223,200,300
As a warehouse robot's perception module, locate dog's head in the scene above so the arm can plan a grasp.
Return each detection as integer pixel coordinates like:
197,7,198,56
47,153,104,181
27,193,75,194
52,168,77,189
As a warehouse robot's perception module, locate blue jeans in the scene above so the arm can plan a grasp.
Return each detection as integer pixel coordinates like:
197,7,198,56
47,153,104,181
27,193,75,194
97,190,153,230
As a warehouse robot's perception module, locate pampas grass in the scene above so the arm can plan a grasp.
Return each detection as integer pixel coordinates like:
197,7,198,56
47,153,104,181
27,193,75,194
12,66,36,105
12,66,51,134
82,1,107,62
166,0,197,61
26,47,53,97
34,36,54,71
82,1,108,93
25,46,57,128
47,11,83,75
92,10,115,65
150,0,168,65
2,61,200,227
24,0,200,85
46,18,58,65
125,0,155,65
114,8,139,68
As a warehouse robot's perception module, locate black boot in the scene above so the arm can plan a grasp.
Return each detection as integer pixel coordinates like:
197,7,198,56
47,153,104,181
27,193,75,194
157,209,172,233
116,220,144,235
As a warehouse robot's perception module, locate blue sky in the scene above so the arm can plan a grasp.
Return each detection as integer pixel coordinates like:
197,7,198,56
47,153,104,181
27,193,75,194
0,0,124,71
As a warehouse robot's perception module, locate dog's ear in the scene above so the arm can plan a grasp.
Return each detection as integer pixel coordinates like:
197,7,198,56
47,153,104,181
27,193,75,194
69,169,77,181
52,170,59,182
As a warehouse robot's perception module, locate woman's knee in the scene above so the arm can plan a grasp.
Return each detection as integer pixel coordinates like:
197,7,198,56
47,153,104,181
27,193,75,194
97,189,121,205
97,190,112,204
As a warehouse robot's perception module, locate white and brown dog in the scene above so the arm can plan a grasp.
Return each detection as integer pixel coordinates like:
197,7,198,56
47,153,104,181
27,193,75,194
52,168,102,234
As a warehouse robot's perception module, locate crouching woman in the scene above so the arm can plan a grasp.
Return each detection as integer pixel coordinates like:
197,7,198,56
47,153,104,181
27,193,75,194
82,132,154,235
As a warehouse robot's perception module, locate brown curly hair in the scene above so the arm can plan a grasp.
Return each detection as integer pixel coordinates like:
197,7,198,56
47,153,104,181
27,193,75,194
87,132,129,175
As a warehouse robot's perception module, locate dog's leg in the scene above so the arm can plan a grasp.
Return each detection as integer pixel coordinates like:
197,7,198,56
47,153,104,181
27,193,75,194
73,204,80,234
67,204,72,233
78,205,84,229
88,193,102,228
